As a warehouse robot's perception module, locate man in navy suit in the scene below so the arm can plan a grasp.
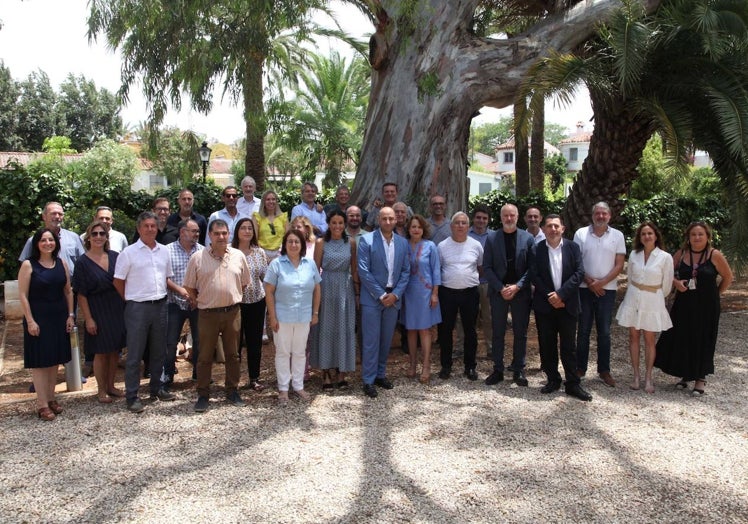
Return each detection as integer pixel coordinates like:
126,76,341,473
483,204,535,387
358,207,410,398
532,214,592,401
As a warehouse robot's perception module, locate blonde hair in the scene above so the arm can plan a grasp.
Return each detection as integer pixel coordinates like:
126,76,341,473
291,216,316,243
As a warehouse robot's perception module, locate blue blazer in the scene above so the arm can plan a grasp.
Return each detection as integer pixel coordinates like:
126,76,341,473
483,228,535,297
358,230,410,310
531,240,585,316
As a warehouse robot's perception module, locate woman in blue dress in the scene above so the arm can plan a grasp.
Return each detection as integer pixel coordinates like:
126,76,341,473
402,214,441,384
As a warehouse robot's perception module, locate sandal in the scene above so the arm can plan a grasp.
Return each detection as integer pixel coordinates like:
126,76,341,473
249,380,266,392
692,379,707,396
336,380,349,390
107,388,125,398
675,379,688,389
37,407,56,421
48,400,63,414
419,375,430,385
98,395,113,404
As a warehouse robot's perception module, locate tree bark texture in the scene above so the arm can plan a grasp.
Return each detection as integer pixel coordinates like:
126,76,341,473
561,88,656,233
514,97,530,196
530,103,545,192
351,0,662,215
244,52,267,191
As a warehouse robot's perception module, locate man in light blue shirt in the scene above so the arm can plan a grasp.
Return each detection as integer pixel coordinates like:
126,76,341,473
291,182,327,234
206,186,248,247
19,201,84,278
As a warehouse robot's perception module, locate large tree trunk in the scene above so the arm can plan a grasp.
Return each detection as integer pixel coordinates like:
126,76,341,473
350,0,658,217
562,88,657,232
530,103,545,192
514,97,530,196
244,52,267,191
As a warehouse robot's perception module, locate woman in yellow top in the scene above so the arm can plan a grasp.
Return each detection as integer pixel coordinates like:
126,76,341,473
253,190,288,261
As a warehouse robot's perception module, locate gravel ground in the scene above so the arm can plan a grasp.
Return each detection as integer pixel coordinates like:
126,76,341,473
1,310,747,523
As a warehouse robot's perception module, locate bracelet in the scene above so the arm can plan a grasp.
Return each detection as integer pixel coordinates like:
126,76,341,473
313,311,319,315
68,313,75,317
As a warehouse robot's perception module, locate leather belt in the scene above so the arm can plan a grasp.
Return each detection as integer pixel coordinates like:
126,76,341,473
201,304,239,313
133,297,166,304
631,281,661,293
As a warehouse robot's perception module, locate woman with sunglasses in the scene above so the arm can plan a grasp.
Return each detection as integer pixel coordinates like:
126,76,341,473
253,190,288,262
73,221,126,403
655,222,733,395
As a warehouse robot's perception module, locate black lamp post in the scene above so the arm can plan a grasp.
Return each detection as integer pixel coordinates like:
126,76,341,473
199,141,212,182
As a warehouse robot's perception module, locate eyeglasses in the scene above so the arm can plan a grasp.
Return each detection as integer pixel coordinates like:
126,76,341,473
224,194,239,199
90,231,108,237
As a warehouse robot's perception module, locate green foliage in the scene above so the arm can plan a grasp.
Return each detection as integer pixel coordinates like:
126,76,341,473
56,74,123,151
42,136,76,155
0,163,73,281
158,180,224,219
15,70,59,151
469,118,513,156
0,61,21,150
544,122,568,147
544,153,567,192
416,70,443,102
67,139,139,209
138,125,202,186
469,190,564,231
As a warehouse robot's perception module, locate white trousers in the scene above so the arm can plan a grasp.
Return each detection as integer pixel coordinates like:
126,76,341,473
274,322,310,391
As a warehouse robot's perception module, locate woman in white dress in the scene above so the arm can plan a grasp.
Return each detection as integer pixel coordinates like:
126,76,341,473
616,222,673,393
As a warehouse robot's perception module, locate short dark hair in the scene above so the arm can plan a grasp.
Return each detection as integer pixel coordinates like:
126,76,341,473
209,219,229,233
222,186,238,197
382,182,398,191
137,211,158,228
472,204,491,219
29,228,61,261
543,213,563,226
152,197,169,209
281,229,307,257
231,218,259,248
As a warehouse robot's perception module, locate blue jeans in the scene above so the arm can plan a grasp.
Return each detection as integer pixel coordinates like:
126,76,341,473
576,288,616,373
165,303,199,382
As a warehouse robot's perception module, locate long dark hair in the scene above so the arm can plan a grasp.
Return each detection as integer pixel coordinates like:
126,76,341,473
323,210,349,242
232,217,259,248
29,228,60,261
632,221,664,252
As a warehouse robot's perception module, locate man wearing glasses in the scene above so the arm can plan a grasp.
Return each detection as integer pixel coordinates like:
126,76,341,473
427,195,451,245
206,186,247,247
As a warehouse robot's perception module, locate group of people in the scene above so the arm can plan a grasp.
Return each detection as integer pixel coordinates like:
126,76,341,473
17,179,734,419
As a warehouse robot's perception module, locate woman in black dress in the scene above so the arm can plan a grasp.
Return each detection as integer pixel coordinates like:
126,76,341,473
655,222,733,395
73,221,126,403
18,228,75,421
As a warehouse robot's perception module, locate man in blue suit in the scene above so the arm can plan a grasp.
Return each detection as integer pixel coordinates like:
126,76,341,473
483,204,535,387
532,214,592,401
358,207,410,398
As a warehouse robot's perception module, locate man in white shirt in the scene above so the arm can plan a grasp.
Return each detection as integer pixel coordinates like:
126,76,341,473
114,211,190,413
81,206,129,253
532,214,591,401
524,206,545,244
573,201,625,387
206,186,247,246
437,212,483,381
237,176,262,217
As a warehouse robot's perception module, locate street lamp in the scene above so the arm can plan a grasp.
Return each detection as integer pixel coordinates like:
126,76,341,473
199,141,212,182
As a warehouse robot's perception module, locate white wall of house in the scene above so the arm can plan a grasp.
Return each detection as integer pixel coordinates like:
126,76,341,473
468,171,507,196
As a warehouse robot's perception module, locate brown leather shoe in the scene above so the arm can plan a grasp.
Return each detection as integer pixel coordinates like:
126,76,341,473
599,372,616,387
48,400,63,414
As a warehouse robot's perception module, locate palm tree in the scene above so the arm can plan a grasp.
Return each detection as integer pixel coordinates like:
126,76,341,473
270,51,370,188
523,0,748,259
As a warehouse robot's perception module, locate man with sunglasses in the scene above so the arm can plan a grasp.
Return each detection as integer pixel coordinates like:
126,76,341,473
206,186,247,247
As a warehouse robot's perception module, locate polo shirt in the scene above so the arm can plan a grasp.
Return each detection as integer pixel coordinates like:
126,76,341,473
573,225,626,291
183,246,249,309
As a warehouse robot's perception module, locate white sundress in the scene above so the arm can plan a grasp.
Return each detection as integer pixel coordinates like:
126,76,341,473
615,247,674,332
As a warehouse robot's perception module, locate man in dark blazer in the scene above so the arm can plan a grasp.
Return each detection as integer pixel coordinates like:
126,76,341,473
532,214,592,401
358,207,410,398
483,204,535,387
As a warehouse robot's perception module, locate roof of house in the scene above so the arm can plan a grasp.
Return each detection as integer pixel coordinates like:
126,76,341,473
495,138,560,155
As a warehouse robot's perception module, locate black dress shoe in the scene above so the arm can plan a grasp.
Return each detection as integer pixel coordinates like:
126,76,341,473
485,370,504,386
540,381,561,394
374,377,394,389
438,368,451,380
513,370,529,387
363,384,378,398
464,368,478,381
565,383,593,401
